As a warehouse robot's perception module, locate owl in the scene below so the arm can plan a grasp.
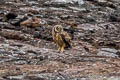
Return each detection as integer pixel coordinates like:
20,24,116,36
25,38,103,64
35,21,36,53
52,25,72,52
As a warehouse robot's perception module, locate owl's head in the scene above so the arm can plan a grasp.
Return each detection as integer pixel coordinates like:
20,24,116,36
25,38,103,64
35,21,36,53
54,25,63,33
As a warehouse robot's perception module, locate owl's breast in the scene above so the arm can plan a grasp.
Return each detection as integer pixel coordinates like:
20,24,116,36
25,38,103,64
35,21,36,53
56,34,64,46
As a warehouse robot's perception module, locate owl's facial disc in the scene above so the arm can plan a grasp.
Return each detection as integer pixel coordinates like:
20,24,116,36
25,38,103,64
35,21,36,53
54,25,63,33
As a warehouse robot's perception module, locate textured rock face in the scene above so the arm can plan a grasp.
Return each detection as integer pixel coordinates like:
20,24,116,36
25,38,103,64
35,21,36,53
52,0,84,4
0,0,120,79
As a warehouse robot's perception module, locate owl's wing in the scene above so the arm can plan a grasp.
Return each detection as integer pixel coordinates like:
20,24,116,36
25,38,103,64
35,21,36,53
61,31,72,48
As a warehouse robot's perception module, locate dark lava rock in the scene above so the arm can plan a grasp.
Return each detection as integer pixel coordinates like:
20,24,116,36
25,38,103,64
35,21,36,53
0,21,17,30
0,29,31,40
115,51,120,57
0,0,120,79
10,16,28,26
85,0,95,1
33,26,53,41
60,15,70,20
2,75,24,80
98,48,119,58
33,31,41,38
33,31,52,41
109,14,120,22
6,13,17,21
23,75,47,80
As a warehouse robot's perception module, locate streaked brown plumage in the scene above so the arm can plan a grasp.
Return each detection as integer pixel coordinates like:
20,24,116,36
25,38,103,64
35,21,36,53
52,25,72,52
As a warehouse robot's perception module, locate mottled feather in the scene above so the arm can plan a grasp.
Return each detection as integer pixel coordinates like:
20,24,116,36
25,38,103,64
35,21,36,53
60,31,71,48
52,25,72,52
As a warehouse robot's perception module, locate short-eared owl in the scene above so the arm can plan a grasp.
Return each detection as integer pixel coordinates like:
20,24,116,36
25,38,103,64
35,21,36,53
52,25,72,52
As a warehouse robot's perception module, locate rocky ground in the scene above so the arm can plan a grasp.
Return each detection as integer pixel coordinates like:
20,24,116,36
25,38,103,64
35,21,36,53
0,0,120,80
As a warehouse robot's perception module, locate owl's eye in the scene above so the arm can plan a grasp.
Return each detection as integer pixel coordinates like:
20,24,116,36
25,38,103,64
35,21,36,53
56,27,60,31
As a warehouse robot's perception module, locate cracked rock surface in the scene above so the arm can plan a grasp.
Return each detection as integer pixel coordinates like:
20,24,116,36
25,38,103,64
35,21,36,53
0,0,120,80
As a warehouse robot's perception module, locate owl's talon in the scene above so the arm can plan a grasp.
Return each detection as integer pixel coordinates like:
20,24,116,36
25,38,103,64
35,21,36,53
58,47,61,52
58,47,60,51
60,46,64,52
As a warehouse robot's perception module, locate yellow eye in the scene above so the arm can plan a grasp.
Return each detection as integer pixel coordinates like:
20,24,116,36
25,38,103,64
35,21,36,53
56,27,60,31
